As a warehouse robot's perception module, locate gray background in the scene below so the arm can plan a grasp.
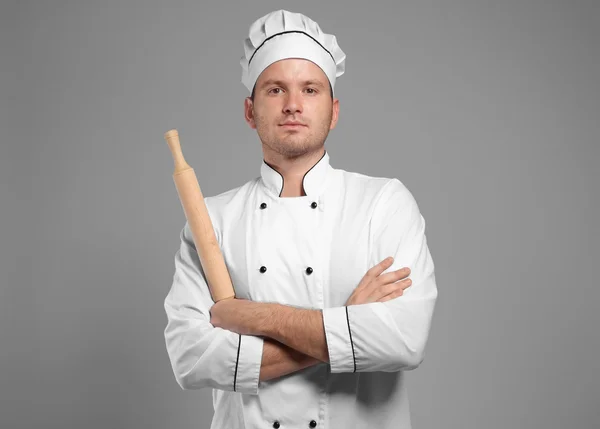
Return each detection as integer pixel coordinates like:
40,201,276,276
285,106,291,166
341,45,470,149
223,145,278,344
1,0,598,428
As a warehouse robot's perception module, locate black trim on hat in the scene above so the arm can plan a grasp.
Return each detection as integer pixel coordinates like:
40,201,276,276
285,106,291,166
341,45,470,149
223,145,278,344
248,30,335,66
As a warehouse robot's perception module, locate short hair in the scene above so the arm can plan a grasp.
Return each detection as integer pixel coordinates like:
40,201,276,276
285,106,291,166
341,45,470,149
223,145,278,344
250,81,334,101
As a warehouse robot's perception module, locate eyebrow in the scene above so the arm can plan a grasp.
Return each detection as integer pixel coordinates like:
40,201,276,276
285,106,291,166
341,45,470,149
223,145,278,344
259,79,326,89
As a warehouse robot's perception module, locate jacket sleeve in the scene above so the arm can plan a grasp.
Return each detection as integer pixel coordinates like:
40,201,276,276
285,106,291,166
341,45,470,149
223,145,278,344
322,178,438,373
163,221,264,394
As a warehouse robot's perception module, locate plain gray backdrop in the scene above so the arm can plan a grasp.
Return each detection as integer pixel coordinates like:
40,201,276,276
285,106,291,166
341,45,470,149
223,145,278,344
2,0,599,428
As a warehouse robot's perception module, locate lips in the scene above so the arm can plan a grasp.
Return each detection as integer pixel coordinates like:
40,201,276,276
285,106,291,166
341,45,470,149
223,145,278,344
280,122,306,127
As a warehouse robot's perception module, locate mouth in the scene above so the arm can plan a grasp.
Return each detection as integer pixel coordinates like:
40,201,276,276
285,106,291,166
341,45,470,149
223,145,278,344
280,123,306,128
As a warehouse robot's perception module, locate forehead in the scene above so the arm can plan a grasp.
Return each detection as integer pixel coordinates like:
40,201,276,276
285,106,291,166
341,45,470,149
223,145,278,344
257,58,328,84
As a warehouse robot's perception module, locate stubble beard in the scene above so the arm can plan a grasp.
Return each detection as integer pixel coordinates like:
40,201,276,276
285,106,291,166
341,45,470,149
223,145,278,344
254,110,332,159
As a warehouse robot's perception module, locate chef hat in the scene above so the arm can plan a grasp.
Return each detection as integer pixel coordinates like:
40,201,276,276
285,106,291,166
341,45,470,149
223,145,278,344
240,9,346,96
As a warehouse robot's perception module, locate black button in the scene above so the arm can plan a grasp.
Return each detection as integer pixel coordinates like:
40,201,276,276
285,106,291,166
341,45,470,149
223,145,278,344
260,202,267,209
260,266,267,273
306,267,313,275
273,421,280,429
309,420,317,428
311,201,317,209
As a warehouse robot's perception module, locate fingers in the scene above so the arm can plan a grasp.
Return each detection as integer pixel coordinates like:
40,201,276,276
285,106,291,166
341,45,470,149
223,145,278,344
351,257,412,305
368,277,412,303
377,267,411,286
356,257,395,290
382,278,412,295
377,288,406,302
364,257,410,281
367,256,395,278
378,278,413,302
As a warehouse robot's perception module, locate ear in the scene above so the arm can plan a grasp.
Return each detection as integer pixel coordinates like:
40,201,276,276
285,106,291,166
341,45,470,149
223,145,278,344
329,98,340,130
244,97,256,129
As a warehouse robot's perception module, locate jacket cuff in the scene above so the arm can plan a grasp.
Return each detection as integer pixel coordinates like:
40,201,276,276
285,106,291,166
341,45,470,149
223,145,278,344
233,334,264,395
322,306,356,373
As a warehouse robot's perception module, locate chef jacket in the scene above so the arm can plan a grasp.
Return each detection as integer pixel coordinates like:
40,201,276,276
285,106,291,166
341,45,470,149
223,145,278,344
163,150,438,429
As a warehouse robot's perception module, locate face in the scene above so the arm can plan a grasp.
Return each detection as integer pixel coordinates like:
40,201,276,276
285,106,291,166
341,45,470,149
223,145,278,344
244,58,339,159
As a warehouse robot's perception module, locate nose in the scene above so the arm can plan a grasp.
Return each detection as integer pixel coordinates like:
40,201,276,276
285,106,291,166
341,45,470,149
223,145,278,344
283,90,302,114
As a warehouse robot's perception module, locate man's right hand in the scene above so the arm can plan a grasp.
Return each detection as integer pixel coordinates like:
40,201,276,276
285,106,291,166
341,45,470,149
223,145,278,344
345,257,412,305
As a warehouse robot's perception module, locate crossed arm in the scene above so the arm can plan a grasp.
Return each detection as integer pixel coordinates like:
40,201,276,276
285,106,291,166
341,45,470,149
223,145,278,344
209,300,328,381
164,179,437,391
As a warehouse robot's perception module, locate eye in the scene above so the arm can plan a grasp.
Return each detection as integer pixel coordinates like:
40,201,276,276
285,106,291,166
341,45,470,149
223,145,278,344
306,88,317,94
268,88,282,94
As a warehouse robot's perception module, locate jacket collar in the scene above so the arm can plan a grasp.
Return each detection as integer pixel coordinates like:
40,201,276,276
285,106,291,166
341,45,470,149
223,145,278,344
260,150,332,198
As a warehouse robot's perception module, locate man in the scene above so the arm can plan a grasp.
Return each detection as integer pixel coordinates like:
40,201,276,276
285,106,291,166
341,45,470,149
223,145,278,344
163,9,438,429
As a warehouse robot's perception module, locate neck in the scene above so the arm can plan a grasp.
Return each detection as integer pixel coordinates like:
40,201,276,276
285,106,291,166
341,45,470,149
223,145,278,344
263,146,325,198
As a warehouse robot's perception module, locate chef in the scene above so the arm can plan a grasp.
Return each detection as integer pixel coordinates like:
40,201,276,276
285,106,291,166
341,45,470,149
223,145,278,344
163,9,438,429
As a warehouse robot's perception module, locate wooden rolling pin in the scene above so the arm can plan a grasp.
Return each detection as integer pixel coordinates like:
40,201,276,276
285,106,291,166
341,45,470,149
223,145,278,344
164,129,235,302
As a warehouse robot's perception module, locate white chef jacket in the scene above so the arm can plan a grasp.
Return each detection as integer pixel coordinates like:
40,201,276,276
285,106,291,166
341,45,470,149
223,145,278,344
163,150,438,429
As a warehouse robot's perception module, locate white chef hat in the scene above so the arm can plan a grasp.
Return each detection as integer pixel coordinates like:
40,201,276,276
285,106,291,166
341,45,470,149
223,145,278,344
240,9,346,96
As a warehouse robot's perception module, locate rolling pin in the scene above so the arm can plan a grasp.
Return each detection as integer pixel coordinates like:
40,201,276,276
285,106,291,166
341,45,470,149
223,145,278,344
164,129,235,302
